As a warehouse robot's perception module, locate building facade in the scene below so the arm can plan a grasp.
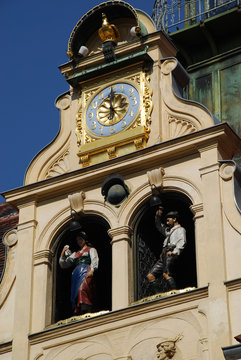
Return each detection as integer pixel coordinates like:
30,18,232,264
1,1,241,359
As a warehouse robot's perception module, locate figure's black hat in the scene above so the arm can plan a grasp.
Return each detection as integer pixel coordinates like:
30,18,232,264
166,211,179,219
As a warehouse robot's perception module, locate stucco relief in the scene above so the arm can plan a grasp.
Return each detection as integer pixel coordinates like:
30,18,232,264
147,167,165,190
155,335,182,359
68,191,86,214
168,115,196,138
32,308,207,360
45,149,70,179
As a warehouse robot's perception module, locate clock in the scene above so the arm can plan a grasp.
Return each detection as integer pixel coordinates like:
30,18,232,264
85,82,140,138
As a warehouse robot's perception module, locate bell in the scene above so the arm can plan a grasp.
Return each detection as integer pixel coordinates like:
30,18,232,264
149,194,163,208
69,220,82,232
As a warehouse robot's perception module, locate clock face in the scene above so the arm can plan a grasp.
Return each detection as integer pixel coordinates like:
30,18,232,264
85,82,140,137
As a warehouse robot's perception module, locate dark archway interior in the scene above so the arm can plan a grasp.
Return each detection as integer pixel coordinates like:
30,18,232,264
54,215,111,323
134,192,197,300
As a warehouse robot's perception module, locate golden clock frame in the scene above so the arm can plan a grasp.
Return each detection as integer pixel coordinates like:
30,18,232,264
75,67,153,167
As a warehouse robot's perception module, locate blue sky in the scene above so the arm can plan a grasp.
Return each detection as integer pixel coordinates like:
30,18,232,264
0,0,155,202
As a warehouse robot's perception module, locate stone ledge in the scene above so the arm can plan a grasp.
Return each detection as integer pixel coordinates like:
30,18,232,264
29,286,208,345
0,340,12,355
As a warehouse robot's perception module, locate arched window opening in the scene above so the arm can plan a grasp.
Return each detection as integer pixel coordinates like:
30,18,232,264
133,191,196,301
53,215,111,323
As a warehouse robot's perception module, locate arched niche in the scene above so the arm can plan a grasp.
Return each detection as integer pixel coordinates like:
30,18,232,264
132,191,197,301
52,214,111,323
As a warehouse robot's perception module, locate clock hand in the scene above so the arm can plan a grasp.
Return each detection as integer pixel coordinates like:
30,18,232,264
108,87,115,120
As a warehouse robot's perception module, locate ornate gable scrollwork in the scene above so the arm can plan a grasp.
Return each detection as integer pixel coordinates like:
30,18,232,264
45,149,70,179
160,58,215,141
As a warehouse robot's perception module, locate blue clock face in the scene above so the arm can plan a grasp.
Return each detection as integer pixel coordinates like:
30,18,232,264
85,82,140,137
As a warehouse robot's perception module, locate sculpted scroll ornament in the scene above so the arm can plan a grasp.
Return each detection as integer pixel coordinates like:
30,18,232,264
68,191,86,214
147,167,165,190
3,228,18,247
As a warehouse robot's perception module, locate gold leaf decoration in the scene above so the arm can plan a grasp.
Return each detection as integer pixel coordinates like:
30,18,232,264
97,93,129,126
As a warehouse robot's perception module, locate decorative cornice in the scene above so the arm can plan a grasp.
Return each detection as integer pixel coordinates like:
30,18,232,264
190,203,204,220
0,340,12,355
131,287,196,305
28,286,208,345
17,220,38,231
108,226,133,244
224,277,241,292
197,142,219,153
3,124,239,205
33,250,54,267
199,163,220,177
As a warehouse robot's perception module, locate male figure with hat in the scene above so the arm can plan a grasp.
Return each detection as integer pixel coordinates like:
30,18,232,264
147,207,186,293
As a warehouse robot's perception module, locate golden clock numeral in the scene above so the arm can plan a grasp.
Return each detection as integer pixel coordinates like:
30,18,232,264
88,112,94,119
129,88,134,97
91,121,97,130
99,126,103,135
121,120,127,128
98,92,104,100
132,97,137,106
110,126,116,134
91,100,98,109
129,109,134,117
120,84,124,92
109,85,116,92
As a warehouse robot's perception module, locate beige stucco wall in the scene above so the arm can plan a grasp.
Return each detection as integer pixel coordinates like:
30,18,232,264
1,124,241,360
1,5,241,359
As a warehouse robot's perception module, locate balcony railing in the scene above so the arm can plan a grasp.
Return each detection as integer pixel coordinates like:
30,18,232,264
152,0,240,33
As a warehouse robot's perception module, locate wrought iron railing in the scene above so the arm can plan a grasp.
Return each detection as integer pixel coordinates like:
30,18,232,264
152,0,240,33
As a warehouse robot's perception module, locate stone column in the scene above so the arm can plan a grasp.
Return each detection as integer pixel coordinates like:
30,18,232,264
12,201,37,360
190,203,207,287
108,226,133,310
31,249,53,332
198,143,230,359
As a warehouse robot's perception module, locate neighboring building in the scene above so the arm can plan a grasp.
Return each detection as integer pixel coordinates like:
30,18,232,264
1,1,241,359
153,0,241,136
